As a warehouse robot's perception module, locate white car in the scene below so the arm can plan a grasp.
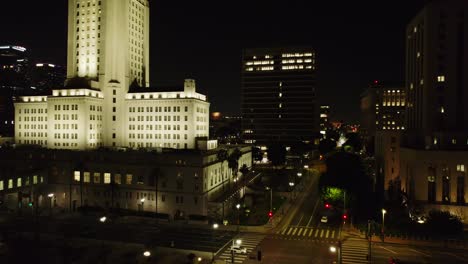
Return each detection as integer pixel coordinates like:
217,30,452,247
231,245,247,254
320,216,328,223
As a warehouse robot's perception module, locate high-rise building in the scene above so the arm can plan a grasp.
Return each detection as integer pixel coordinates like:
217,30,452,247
14,0,210,150
400,0,468,218
30,63,66,92
360,82,405,195
319,105,330,136
241,47,318,146
0,45,30,92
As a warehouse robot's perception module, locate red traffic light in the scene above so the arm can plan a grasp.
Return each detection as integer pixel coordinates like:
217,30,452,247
325,203,330,208
268,211,273,218
343,214,348,220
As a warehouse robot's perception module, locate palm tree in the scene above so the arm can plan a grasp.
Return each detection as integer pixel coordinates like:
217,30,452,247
216,149,228,220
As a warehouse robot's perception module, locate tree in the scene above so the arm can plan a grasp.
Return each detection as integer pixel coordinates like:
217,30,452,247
228,148,242,177
319,151,374,222
318,138,336,155
267,143,286,167
343,132,362,152
426,210,463,237
252,147,263,162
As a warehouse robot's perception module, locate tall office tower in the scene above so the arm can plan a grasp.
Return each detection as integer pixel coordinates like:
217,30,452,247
241,47,318,146
319,105,330,136
31,63,66,92
400,1,468,215
361,82,406,194
14,0,210,150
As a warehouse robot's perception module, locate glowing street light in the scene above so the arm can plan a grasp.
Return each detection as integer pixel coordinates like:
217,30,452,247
304,165,309,169
140,198,146,203
99,216,107,223
297,172,302,177
236,239,242,245
143,251,151,257
236,203,241,209
382,208,387,242
329,246,337,253
47,193,54,198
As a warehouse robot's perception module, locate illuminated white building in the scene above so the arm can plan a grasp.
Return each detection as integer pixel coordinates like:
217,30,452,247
14,0,209,150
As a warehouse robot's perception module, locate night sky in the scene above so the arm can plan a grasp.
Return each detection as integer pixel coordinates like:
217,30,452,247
1,0,429,122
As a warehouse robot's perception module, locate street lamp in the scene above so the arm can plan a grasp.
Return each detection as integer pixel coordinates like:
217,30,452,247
381,209,387,242
100,216,107,223
47,193,54,216
329,246,336,253
297,172,302,177
236,203,241,232
143,251,151,257
289,182,295,201
304,165,309,169
236,239,242,246
140,198,145,212
212,223,219,263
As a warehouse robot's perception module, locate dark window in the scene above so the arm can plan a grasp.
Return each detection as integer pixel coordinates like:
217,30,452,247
112,133,116,139
457,176,465,204
442,168,450,203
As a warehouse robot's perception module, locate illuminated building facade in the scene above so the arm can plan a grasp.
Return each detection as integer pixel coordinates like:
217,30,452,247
0,146,252,218
241,47,319,145
14,0,209,150
400,0,468,219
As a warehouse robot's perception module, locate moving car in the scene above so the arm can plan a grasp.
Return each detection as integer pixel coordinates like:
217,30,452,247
231,245,247,254
320,216,328,223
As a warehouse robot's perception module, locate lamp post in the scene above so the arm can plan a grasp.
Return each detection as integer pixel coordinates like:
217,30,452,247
236,203,241,232
99,216,107,223
140,198,145,213
381,209,387,242
289,182,295,201
212,223,219,263
48,193,54,216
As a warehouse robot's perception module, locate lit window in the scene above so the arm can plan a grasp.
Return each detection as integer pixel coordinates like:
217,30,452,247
452,139,457,145
0,181,3,191
433,137,438,145
33,175,38,184
279,103,282,108
74,171,81,182
84,172,90,183
8,179,13,189
457,164,465,172
126,174,133,184
279,93,282,98
440,107,445,113
437,75,445,82
17,178,22,187
104,173,111,184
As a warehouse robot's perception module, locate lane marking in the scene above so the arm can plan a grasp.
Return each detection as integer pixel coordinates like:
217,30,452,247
309,228,314,236
292,228,297,236
303,228,308,236
297,228,303,236
331,230,335,238
280,227,288,235
286,227,293,235
379,246,397,254
325,230,329,238
297,214,304,226
441,252,467,261
306,215,314,227
320,229,324,238
314,229,320,237
409,249,431,257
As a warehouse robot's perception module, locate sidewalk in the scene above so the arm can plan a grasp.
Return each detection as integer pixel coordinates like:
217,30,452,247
342,227,467,249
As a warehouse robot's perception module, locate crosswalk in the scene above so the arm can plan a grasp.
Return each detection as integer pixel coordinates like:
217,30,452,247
274,226,340,241
342,237,369,264
217,233,265,264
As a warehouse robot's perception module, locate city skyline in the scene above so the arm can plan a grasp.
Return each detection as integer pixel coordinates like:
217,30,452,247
1,0,428,122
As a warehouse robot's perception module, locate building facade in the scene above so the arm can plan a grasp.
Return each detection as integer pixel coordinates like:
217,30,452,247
319,105,330,137
360,82,406,194
400,0,468,219
14,0,209,150
0,146,251,218
241,47,319,146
